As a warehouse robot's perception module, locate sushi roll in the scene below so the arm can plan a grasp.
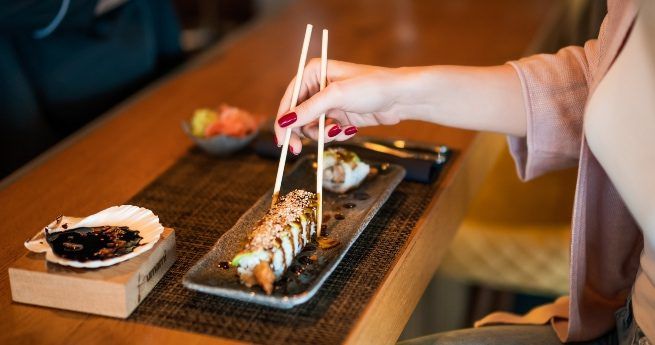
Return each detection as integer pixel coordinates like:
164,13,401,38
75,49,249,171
323,148,370,193
231,189,317,294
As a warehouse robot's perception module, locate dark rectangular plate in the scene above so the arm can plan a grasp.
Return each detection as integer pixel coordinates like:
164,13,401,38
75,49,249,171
183,156,405,308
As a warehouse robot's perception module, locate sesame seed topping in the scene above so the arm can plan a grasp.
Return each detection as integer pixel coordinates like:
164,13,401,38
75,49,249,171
244,190,317,250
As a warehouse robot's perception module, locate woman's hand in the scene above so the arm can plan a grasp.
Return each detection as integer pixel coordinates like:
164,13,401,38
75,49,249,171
274,60,419,154
274,60,527,154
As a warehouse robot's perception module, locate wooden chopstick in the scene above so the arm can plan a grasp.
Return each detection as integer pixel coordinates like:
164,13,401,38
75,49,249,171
316,29,328,237
272,24,313,207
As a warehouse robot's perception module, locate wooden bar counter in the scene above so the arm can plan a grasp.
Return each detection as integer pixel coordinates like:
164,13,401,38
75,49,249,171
0,1,559,344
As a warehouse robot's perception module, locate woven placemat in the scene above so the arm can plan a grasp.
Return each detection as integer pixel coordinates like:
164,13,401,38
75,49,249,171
127,148,440,344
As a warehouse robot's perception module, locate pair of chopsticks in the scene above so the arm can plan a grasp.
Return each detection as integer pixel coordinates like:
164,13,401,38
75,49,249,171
272,24,328,237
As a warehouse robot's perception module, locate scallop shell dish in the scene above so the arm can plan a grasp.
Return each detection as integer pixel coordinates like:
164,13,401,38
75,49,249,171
24,205,164,268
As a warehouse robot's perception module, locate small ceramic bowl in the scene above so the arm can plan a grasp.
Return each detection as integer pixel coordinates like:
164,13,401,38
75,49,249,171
182,122,258,156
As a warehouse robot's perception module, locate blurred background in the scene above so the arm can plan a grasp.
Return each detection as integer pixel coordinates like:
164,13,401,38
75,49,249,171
0,0,291,178
0,0,606,341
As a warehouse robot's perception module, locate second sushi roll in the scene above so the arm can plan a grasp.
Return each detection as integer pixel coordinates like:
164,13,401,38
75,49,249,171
323,147,370,193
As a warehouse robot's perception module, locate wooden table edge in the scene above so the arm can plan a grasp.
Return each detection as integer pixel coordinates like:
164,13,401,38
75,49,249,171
344,133,507,345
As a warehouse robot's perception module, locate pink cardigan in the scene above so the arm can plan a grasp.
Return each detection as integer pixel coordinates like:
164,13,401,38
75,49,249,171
478,0,645,342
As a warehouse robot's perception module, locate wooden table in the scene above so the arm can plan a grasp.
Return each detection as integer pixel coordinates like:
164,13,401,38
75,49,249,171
0,1,559,344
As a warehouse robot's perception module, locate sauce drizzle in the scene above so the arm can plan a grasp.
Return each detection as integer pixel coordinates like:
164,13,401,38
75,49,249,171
46,226,142,262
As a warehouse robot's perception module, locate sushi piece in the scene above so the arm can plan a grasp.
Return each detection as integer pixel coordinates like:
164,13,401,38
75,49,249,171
231,189,317,294
323,148,370,193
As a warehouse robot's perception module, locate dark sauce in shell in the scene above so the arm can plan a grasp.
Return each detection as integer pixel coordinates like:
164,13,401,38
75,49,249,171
46,226,142,262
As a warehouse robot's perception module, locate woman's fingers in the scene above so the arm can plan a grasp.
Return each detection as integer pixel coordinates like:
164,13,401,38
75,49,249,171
342,125,359,137
288,131,303,155
305,123,358,144
330,125,358,143
300,121,319,141
276,76,297,118
278,82,350,131
274,60,387,147
325,123,342,140
276,59,324,117
275,60,323,146
288,122,341,154
286,122,359,154
273,120,286,149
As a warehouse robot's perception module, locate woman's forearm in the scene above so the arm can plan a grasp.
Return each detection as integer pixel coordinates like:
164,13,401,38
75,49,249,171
274,60,529,153
399,64,527,137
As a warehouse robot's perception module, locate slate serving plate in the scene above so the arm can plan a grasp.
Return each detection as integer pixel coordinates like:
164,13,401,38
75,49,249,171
183,156,405,308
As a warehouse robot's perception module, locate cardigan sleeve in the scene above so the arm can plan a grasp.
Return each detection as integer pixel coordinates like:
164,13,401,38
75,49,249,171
507,38,600,181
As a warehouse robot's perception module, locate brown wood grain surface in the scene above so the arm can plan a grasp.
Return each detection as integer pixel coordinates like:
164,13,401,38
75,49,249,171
0,1,559,344
9,228,176,318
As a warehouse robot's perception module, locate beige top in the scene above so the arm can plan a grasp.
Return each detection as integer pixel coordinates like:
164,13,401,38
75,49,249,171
476,0,652,342
585,7,655,339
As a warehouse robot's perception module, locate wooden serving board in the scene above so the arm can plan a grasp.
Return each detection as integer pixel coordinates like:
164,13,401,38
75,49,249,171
8,228,176,318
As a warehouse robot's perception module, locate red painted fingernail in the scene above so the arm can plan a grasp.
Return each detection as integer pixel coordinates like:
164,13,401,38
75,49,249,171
344,126,358,135
328,125,342,138
290,145,299,155
278,112,297,128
